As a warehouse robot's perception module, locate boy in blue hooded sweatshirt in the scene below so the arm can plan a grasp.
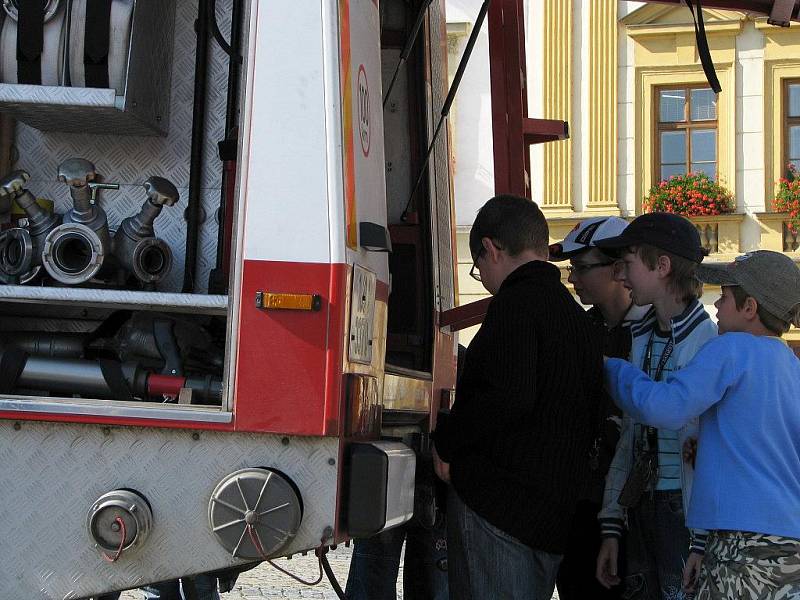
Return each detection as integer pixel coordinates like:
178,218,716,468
604,250,800,599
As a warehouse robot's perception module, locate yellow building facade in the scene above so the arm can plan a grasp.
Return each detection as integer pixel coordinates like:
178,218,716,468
449,2,800,348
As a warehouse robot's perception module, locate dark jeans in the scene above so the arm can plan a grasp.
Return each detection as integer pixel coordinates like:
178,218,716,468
447,488,562,600
345,517,449,600
557,499,623,599
93,574,219,600
624,490,691,600
141,575,220,600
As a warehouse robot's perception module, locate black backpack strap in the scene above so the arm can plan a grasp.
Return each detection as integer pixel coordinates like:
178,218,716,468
84,0,112,88
684,0,721,94
0,346,29,394
97,359,136,402
768,0,798,27
17,1,45,84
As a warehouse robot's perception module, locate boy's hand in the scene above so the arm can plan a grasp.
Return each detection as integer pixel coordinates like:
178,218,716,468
596,537,621,589
432,446,450,483
682,551,703,593
683,437,698,468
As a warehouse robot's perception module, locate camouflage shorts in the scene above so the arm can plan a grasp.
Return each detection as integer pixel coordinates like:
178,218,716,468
697,530,800,600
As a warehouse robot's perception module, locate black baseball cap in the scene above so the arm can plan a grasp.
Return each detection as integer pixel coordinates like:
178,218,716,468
595,212,707,263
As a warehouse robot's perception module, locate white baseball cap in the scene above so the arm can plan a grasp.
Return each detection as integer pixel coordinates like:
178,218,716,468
549,216,629,261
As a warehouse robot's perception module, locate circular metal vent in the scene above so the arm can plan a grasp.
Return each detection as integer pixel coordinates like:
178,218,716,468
208,468,302,560
87,489,153,554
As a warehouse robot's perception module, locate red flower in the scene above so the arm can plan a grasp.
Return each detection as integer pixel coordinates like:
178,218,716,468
643,173,733,217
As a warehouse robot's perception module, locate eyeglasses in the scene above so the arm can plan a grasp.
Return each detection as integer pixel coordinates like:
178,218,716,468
470,248,485,282
566,262,614,275
470,241,505,282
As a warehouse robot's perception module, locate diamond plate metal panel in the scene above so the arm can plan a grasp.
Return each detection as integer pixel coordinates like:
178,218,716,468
11,0,236,293
0,420,340,599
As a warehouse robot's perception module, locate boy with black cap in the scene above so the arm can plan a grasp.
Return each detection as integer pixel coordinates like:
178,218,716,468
593,212,717,600
603,250,800,599
550,216,649,600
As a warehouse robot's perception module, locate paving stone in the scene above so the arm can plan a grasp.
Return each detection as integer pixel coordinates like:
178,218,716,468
118,545,558,599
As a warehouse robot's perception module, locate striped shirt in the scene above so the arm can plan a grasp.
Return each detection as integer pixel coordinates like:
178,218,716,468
642,329,682,491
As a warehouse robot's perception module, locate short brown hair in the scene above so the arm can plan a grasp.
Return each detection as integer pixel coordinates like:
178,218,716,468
728,285,794,336
470,195,549,259
636,244,702,303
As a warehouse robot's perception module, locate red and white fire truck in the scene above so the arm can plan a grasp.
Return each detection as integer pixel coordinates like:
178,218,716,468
0,0,465,597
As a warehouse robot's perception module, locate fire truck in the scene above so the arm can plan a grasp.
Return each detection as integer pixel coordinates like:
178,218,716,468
0,0,792,597
0,0,467,597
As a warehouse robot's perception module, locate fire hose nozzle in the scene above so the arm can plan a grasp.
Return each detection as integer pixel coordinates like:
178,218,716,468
143,176,179,207
0,170,60,276
0,227,34,282
112,176,178,285
41,222,105,285
57,159,111,270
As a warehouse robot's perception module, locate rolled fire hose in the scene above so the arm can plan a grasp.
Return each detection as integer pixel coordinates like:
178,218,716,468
0,0,66,85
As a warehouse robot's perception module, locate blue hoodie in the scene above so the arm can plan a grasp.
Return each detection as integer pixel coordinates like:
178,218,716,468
605,333,800,540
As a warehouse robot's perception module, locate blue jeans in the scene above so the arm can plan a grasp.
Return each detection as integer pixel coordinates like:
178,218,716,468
624,490,691,600
345,517,448,600
446,488,562,600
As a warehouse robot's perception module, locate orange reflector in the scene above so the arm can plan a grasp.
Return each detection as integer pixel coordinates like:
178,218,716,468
256,291,322,311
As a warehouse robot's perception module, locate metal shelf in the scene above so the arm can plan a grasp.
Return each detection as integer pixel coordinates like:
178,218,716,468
0,285,228,315
0,83,166,136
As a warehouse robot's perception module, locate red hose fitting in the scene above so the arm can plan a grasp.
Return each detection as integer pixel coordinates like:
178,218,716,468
147,373,187,397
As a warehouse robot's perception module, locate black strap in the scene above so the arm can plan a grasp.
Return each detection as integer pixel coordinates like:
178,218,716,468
98,359,136,402
85,310,132,344
684,0,721,93
17,1,45,84
84,0,112,88
769,0,798,27
0,346,28,394
641,332,676,453
643,333,674,383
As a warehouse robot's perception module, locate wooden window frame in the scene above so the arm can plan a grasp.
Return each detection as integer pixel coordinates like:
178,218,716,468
653,84,719,183
783,78,800,176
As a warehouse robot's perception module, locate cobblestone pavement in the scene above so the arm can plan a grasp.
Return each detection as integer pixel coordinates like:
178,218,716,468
119,545,559,599
119,545,378,600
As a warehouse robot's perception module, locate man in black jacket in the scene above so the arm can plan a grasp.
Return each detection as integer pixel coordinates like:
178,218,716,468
433,195,603,599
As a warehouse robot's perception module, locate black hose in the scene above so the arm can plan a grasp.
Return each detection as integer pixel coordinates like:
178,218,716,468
183,0,211,293
210,0,244,293
209,0,242,63
320,553,346,600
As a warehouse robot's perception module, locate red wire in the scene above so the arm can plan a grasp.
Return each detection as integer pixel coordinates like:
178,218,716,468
246,524,322,586
101,517,127,562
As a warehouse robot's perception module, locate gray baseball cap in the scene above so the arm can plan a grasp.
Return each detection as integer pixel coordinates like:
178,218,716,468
697,250,800,322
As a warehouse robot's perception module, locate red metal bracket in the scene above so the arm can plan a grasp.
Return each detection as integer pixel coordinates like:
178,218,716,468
439,297,492,332
488,0,571,198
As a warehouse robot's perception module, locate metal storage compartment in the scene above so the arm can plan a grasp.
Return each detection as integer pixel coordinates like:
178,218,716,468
0,1,176,136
